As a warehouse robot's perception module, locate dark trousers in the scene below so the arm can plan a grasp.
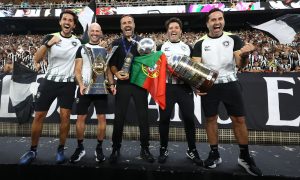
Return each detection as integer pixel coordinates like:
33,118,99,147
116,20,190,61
112,82,150,149
159,84,196,150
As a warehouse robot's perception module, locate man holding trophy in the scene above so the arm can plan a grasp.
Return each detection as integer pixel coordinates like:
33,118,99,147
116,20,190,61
69,23,116,163
156,17,203,166
192,8,262,176
108,15,154,163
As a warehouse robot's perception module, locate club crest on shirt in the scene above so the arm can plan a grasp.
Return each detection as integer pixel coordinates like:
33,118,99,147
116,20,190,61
72,41,78,47
223,41,230,47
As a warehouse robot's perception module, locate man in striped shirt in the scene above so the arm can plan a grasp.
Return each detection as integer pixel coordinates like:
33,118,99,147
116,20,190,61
157,17,203,166
192,8,262,176
19,10,81,165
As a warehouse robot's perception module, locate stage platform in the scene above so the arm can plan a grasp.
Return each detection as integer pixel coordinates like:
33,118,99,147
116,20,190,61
0,136,299,180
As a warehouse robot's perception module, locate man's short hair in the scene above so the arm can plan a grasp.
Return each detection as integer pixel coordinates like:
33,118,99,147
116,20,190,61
120,14,134,23
59,10,78,25
165,17,183,31
206,8,224,23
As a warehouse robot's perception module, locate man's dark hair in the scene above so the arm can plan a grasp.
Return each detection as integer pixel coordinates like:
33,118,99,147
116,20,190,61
206,8,224,23
120,14,135,23
59,10,78,25
165,17,183,31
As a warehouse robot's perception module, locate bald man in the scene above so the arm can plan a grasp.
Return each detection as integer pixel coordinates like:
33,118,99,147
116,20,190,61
69,23,116,163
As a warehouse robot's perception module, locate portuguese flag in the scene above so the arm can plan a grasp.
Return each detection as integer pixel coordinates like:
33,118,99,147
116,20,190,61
130,51,167,110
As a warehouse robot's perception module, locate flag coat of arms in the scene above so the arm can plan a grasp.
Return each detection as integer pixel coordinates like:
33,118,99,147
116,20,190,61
130,51,167,110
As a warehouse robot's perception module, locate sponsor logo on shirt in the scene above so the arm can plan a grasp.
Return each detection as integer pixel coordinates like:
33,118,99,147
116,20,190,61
204,46,211,51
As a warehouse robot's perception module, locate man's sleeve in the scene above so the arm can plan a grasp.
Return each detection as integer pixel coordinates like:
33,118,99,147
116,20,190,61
192,40,203,57
75,46,83,59
188,44,193,58
230,35,244,51
109,40,119,67
156,44,162,51
41,34,54,45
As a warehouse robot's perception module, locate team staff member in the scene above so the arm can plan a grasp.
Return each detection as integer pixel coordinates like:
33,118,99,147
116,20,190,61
157,17,203,166
108,15,154,164
19,10,81,165
69,23,116,164
192,8,262,176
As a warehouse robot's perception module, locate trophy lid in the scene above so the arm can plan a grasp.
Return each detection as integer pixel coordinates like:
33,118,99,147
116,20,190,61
137,38,156,55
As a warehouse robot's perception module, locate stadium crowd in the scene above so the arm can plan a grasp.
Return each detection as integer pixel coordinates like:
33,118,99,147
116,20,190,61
0,29,299,75
0,0,259,8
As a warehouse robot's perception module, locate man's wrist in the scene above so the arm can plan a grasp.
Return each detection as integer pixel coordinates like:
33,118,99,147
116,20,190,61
44,40,52,48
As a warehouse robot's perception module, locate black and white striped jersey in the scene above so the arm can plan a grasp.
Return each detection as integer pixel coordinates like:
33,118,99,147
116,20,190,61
43,32,81,82
193,32,243,84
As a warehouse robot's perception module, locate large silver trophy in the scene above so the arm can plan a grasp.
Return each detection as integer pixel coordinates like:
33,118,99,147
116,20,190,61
131,37,218,92
168,55,219,92
83,46,118,94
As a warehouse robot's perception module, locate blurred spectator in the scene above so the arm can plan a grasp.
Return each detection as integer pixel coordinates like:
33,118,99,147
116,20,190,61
293,65,300,72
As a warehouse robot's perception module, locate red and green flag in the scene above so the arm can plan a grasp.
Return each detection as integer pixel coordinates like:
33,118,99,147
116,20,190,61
130,51,167,110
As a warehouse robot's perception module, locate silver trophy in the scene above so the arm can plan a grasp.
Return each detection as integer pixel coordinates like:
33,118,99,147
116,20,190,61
119,38,156,76
137,38,156,55
83,46,117,94
120,52,133,76
168,55,218,92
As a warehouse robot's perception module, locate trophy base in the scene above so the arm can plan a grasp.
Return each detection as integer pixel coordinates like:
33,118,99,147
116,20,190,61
85,83,109,95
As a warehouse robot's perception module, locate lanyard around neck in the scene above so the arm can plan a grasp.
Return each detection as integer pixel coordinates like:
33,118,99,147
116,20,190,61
122,36,134,55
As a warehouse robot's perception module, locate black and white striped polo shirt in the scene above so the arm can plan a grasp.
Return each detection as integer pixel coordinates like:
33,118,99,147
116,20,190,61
43,32,81,82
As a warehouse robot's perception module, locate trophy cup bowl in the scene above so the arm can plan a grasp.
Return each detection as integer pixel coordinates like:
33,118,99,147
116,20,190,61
169,55,219,92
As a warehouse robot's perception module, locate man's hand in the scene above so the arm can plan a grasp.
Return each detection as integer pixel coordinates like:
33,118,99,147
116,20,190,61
109,85,117,95
115,71,129,80
240,43,255,56
99,39,108,48
46,35,61,47
194,89,207,96
79,85,87,95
